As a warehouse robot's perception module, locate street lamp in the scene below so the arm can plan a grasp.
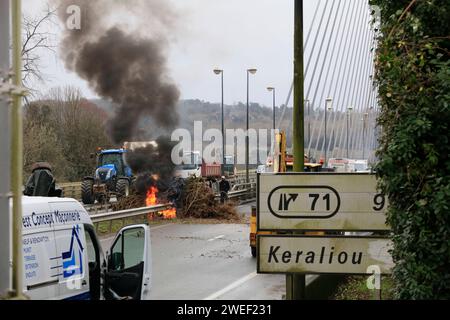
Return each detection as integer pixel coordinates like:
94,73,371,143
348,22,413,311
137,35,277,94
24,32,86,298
246,68,257,183
324,98,333,167
367,106,374,161
267,87,276,131
305,99,310,160
361,112,369,159
346,106,353,159
267,87,276,169
213,68,225,175
362,110,370,159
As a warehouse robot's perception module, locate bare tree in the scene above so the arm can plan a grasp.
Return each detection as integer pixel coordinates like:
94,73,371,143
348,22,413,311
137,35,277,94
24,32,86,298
21,4,57,95
24,86,112,182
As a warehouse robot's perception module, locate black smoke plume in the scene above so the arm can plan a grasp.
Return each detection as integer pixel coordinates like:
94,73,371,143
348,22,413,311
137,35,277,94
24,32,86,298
55,0,180,144
125,136,176,194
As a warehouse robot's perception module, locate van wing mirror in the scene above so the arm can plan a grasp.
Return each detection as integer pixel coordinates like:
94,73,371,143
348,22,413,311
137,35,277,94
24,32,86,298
104,224,151,300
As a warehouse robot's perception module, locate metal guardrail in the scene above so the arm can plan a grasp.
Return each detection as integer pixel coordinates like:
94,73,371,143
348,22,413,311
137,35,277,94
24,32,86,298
90,203,173,223
57,171,256,200
59,182,82,200
60,175,257,203
215,182,256,202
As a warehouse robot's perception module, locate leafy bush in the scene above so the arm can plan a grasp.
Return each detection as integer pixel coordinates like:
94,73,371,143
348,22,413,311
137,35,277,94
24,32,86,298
371,0,450,299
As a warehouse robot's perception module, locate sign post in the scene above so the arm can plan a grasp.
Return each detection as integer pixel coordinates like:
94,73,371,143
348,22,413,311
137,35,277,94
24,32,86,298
0,0,11,298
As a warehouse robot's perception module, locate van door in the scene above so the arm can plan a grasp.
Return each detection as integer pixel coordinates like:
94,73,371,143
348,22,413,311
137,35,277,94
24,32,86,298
104,224,151,300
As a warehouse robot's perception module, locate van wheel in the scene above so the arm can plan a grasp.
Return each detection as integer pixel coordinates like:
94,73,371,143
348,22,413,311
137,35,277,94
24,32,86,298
251,246,257,258
81,179,95,204
116,179,130,201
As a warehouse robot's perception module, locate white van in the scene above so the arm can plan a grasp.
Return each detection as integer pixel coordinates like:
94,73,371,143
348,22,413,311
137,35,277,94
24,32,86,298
21,196,151,300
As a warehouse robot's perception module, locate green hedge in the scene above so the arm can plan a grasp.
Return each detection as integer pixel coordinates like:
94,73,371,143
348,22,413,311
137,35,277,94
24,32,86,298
370,0,450,299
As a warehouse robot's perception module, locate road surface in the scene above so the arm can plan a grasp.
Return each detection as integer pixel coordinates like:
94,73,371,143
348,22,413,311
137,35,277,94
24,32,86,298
100,204,286,300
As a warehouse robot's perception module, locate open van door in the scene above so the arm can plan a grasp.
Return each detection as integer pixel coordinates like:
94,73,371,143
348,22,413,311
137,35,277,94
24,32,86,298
104,224,151,300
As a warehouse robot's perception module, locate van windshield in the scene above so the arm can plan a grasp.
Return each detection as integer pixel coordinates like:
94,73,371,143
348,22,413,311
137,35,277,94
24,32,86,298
178,154,200,170
176,164,199,170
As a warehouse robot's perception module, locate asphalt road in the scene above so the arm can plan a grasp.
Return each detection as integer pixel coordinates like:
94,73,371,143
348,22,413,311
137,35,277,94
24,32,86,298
100,204,286,300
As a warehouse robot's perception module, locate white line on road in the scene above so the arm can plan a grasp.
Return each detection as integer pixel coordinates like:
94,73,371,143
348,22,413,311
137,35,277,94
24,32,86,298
207,235,225,242
203,272,257,300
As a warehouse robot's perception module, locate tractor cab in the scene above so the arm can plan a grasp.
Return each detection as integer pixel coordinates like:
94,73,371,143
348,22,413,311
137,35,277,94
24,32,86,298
96,149,131,180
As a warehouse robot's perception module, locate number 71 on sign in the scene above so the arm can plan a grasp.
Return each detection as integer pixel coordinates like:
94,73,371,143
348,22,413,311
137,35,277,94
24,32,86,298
257,173,390,231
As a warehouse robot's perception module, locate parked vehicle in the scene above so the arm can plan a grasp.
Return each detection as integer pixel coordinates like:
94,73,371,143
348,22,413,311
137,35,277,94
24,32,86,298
21,196,151,300
223,155,237,177
250,131,323,257
174,151,222,179
351,159,370,172
81,148,133,204
327,158,353,172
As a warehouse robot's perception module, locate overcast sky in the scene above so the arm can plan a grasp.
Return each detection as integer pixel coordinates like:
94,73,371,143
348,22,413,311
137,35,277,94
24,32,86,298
22,0,324,108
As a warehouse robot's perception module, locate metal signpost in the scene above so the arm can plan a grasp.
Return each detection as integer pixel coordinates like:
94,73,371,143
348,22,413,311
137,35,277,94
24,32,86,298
0,0,11,298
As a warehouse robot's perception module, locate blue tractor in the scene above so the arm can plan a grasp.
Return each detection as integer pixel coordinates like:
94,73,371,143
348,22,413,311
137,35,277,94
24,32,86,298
81,149,134,204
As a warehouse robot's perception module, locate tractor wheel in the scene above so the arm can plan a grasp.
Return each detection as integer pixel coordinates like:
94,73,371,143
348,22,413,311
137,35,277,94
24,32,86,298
116,179,130,201
81,179,95,205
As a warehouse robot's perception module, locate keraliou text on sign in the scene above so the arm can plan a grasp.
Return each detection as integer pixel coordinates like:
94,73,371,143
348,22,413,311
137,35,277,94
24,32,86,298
258,235,393,275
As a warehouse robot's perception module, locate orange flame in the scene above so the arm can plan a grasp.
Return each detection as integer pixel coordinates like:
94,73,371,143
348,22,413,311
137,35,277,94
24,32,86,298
146,185,176,219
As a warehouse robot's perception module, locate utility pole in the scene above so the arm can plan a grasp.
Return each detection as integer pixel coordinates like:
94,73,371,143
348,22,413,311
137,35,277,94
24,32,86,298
346,106,353,158
246,68,257,183
213,68,225,175
11,0,25,299
0,0,11,298
306,99,310,161
362,112,368,159
288,0,306,300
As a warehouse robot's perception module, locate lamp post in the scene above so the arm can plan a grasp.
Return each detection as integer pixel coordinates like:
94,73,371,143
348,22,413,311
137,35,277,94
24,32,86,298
346,106,353,159
213,68,225,175
305,99,310,160
246,68,257,183
267,87,276,168
267,87,276,132
362,110,370,159
0,0,11,297
367,106,374,160
324,98,333,167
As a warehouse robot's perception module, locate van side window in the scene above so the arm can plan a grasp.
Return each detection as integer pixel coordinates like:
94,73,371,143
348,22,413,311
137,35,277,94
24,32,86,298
123,228,145,269
110,234,123,271
109,228,145,271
